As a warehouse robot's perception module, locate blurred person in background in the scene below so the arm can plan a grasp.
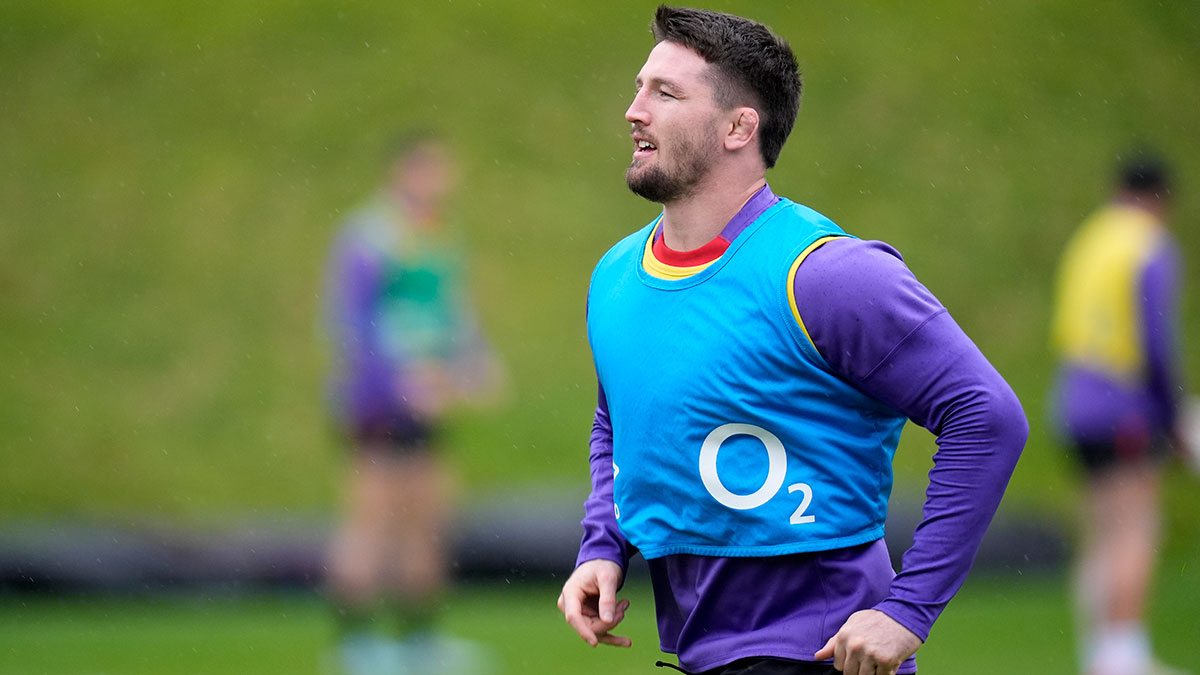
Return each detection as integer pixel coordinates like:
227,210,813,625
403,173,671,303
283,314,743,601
322,132,503,674
1051,153,1190,675
558,6,1027,674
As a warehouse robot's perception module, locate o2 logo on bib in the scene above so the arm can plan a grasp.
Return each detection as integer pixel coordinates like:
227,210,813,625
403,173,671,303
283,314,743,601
698,423,815,525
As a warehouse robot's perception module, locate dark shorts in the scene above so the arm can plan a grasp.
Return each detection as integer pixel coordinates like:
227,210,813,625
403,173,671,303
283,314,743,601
659,659,852,675
701,660,839,675
1072,435,1170,475
348,410,437,455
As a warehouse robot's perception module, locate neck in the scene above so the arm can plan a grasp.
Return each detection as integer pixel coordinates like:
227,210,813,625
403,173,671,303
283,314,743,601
660,173,767,251
394,191,440,229
1114,192,1167,223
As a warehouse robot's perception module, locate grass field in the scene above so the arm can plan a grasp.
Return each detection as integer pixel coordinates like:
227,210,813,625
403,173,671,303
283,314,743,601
2,569,1197,675
2,3,1199,673
3,0,1199,518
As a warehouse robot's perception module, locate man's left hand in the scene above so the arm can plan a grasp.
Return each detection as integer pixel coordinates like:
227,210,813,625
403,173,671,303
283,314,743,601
813,609,923,675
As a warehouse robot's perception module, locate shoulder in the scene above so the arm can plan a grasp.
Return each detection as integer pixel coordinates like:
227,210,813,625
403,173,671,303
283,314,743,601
336,200,393,243
1151,227,1181,264
1141,231,1182,291
792,238,946,374
794,237,932,305
592,218,660,275
761,198,846,241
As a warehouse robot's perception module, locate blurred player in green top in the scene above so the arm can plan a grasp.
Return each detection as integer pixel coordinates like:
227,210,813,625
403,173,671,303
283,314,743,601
322,133,503,674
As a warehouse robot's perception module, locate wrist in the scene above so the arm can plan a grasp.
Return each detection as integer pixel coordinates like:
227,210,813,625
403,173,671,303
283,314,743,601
871,600,930,643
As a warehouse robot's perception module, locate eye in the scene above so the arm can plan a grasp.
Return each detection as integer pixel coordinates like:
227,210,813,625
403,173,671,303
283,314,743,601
659,90,677,100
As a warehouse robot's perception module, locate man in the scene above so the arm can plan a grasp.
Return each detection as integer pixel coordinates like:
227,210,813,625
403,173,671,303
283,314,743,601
557,7,1027,675
323,133,502,674
1050,155,1187,675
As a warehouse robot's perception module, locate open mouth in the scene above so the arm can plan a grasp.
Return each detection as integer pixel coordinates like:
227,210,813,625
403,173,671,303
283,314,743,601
633,139,658,159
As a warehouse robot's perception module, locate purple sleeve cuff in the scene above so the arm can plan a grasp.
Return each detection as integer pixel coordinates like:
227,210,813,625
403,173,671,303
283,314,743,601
872,600,932,644
795,239,1028,639
576,384,633,571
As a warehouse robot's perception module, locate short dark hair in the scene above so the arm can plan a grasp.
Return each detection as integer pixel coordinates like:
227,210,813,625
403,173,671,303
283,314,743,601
1117,151,1171,199
651,5,801,169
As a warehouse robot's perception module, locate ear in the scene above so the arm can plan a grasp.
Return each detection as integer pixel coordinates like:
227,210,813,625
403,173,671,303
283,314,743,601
724,107,759,152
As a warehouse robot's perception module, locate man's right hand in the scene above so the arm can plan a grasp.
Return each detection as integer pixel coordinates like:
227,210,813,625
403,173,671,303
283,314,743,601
557,558,632,647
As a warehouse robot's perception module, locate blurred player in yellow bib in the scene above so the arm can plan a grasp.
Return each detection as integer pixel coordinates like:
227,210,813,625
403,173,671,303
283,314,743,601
1051,154,1190,675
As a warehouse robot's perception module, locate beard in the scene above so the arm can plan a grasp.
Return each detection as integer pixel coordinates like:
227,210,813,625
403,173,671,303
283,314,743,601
625,127,717,204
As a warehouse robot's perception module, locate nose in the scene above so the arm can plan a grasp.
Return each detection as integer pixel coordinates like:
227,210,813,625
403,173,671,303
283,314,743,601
625,90,649,126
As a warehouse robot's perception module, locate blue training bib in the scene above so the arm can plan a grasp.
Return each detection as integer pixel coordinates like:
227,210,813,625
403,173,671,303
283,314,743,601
587,199,905,559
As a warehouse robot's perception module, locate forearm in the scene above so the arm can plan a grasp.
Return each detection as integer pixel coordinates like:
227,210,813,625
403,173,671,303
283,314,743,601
794,239,1026,636
327,242,385,373
325,240,402,422
1141,246,1184,431
864,316,1028,638
577,387,633,570
876,391,1026,637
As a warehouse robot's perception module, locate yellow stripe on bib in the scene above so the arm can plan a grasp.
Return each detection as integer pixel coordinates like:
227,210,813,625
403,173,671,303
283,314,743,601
787,236,845,352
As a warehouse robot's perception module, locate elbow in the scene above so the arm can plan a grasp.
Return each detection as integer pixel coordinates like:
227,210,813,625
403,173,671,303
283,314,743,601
1007,386,1030,442
943,382,1029,465
991,385,1029,465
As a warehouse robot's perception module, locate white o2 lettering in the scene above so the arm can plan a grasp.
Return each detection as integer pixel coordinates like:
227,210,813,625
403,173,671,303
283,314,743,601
698,423,815,525
788,482,815,524
699,424,786,510
612,462,621,519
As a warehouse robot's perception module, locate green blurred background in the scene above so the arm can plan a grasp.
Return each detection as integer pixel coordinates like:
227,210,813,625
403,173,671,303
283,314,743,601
1,1,1198,673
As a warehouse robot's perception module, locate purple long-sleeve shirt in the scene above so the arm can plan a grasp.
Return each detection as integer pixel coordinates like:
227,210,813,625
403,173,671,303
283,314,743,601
325,217,405,430
577,187,1028,672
